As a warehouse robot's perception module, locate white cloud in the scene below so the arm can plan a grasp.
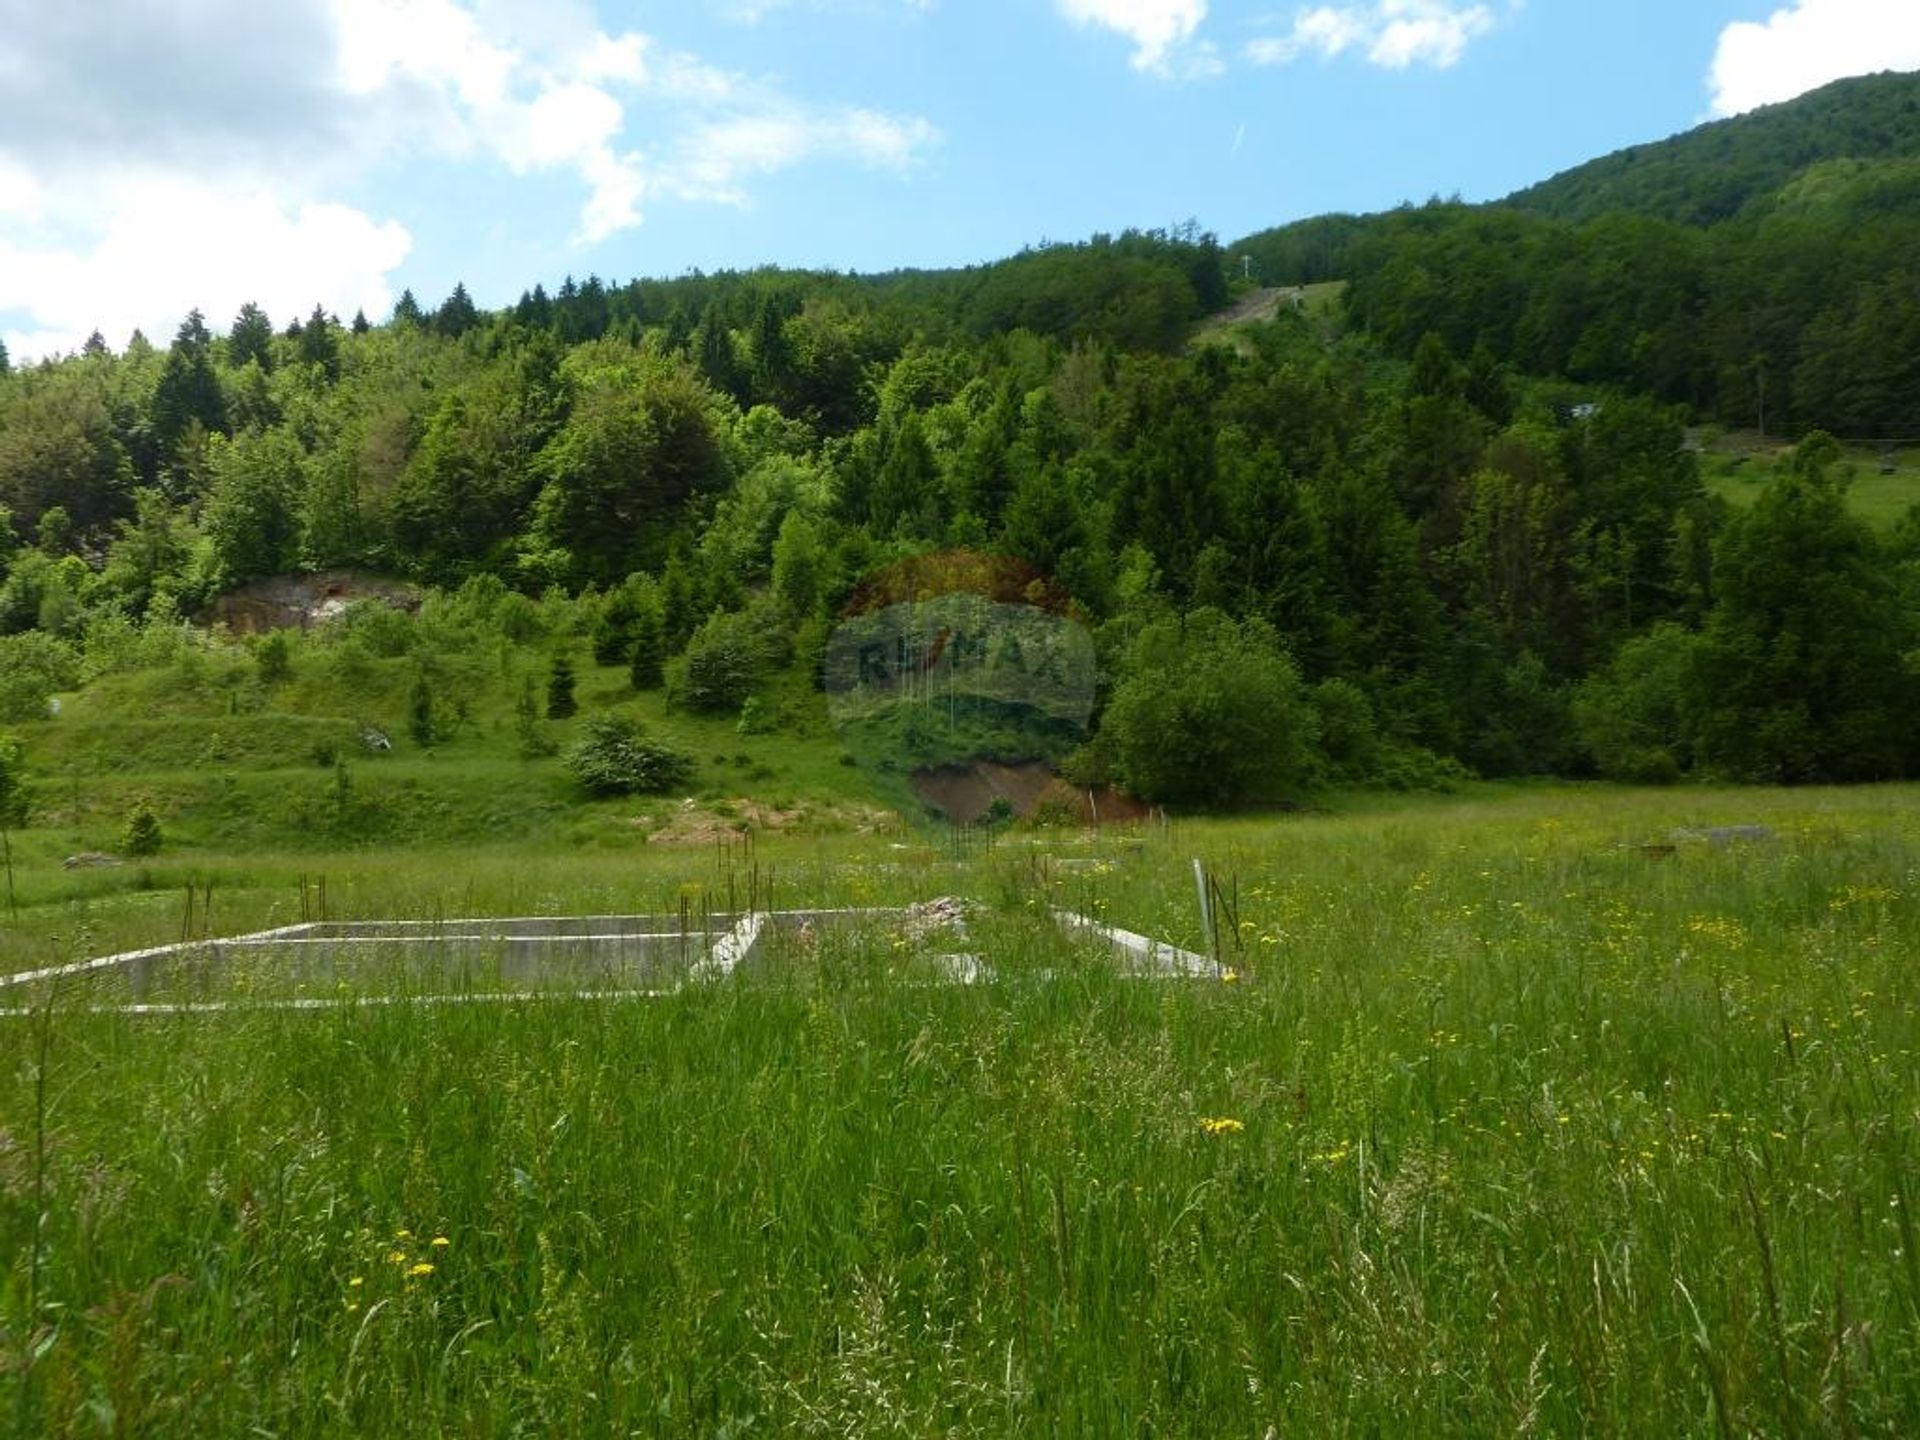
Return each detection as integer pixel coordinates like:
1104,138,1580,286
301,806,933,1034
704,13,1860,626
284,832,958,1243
1057,0,1210,74
0,176,411,358
724,0,936,23
663,109,940,206
1708,0,1920,117
0,0,938,360
1248,0,1495,70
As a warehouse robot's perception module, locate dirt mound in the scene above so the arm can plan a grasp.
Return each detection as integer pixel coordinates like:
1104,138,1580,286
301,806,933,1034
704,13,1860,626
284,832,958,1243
911,762,1149,826
641,799,900,846
207,571,421,635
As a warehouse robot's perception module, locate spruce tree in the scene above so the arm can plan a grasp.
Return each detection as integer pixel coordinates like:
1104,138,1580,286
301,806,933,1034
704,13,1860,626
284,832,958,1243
629,604,666,690
546,654,578,720
123,801,163,857
434,282,480,339
298,305,339,379
229,302,274,371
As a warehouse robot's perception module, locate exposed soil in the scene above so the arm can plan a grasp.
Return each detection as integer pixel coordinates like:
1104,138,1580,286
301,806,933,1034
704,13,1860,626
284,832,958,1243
642,798,900,846
206,571,422,635
911,761,1149,826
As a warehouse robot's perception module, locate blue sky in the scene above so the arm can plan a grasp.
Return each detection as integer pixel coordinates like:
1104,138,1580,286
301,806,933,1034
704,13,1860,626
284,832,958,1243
2,0,1917,359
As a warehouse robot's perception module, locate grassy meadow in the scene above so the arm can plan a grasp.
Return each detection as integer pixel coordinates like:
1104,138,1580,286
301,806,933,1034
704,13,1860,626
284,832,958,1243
1702,438,1920,532
2,783,1919,1435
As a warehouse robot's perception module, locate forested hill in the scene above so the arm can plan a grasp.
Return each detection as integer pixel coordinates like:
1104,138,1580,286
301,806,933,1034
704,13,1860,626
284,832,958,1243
1504,70,1920,225
1231,69,1920,441
2,97,1919,808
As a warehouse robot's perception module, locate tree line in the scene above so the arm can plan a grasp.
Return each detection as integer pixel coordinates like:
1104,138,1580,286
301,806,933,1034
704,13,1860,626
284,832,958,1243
0,214,1915,800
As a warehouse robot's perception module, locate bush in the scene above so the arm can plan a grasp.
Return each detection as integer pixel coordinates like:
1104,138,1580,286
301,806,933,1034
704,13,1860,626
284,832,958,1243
1573,623,1703,782
676,610,764,713
255,631,293,684
546,654,578,719
564,712,693,797
122,801,163,856
1101,609,1317,807
0,630,80,722
515,675,558,759
628,603,666,690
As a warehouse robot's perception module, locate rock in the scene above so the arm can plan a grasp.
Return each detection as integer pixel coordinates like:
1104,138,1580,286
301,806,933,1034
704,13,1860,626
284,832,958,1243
63,852,124,870
901,896,974,943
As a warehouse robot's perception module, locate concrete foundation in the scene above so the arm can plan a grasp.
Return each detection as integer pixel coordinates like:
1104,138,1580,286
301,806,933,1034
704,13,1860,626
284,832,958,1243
0,905,1219,1013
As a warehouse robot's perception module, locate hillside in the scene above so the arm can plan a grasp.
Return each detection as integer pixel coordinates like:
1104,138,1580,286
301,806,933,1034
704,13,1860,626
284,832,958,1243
1227,70,1920,442
3,81,1920,852
1504,70,1920,225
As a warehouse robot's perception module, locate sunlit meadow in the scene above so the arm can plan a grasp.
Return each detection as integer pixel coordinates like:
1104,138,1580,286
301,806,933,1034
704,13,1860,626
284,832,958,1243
4,783,1919,1435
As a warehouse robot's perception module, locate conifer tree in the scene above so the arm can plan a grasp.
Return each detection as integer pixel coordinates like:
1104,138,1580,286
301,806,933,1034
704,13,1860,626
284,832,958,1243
546,654,578,720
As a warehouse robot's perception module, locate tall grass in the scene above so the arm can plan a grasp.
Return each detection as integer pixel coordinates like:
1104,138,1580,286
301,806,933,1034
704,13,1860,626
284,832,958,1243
3,784,1919,1434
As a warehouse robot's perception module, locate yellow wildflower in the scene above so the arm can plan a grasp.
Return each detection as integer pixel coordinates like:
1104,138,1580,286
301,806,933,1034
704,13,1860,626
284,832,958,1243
407,1262,436,1278
1200,1117,1245,1136
431,1236,451,1249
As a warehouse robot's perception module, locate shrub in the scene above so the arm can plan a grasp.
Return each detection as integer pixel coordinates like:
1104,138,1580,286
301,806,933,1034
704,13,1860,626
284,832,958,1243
515,675,558,758
1101,609,1317,807
408,674,437,747
255,630,293,684
676,610,764,713
628,603,666,691
546,654,578,720
564,712,693,797
122,801,163,856
1573,622,1703,782
0,630,80,722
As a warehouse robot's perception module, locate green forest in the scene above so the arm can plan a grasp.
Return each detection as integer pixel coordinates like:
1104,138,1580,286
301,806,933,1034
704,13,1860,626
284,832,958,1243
3,71,1920,805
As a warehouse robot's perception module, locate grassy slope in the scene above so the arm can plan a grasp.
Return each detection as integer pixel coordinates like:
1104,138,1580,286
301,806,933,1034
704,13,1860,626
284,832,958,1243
2,782,1918,1434
1700,438,1920,530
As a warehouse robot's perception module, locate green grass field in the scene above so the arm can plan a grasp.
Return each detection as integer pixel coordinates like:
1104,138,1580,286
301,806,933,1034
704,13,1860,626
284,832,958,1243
1702,441,1920,531
4,782,1919,1435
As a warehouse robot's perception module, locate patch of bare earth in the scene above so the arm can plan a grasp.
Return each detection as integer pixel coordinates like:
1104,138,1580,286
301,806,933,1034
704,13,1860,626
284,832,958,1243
911,762,1148,825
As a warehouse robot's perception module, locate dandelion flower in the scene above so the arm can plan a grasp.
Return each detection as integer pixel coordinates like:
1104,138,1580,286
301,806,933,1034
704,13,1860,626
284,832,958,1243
1220,968,1242,985
348,1276,364,1289
1200,1117,1245,1136
431,1236,450,1249
387,1249,409,1266
407,1262,436,1278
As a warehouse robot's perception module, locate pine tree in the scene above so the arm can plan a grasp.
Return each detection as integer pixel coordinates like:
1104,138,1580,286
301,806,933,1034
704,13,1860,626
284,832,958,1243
152,308,227,459
392,289,423,327
229,302,274,371
546,654,578,720
434,282,480,339
122,801,163,857
629,603,666,690
408,674,437,747
298,305,339,380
